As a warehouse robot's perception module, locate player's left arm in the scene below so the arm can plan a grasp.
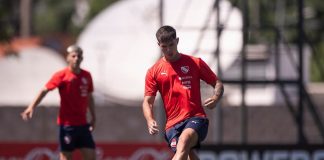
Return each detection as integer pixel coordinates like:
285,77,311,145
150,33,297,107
88,93,96,131
198,58,224,109
203,79,224,109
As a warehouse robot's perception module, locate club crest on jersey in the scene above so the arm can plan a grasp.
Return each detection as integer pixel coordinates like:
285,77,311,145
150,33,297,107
181,66,189,74
170,138,177,148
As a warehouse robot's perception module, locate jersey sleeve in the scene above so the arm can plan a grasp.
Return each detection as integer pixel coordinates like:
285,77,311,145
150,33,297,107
45,71,63,90
198,58,218,86
144,68,158,96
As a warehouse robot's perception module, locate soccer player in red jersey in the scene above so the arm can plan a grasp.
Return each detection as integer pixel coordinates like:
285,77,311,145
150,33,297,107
143,25,224,160
21,45,96,160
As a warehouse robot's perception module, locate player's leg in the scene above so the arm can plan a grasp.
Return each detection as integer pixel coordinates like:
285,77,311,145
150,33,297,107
60,152,73,160
78,124,96,160
80,148,96,160
173,117,209,160
59,125,76,160
172,128,198,160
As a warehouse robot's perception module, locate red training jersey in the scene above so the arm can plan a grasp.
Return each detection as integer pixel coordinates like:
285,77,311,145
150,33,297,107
145,53,218,130
46,67,94,126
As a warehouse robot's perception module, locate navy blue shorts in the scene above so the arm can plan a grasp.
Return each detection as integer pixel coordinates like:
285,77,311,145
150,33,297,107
59,124,96,152
164,117,209,152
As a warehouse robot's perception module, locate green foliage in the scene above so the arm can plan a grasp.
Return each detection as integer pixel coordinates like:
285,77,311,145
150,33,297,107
0,0,19,41
310,42,324,81
228,0,324,81
33,0,117,36
33,0,74,35
87,0,117,20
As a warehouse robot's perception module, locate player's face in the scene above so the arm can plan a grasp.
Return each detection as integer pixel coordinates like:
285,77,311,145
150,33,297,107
158,38,179,61
67,51,83,69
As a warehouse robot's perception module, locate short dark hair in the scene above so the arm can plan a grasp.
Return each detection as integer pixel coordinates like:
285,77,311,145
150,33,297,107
67,45,83,54
156,25,177,43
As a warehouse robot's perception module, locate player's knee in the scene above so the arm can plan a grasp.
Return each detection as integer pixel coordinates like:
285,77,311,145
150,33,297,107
178,135,194,150
180,130,198,148
178,135,191,148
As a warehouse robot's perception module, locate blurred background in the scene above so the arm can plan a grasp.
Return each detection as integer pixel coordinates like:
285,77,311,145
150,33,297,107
0,0,324,159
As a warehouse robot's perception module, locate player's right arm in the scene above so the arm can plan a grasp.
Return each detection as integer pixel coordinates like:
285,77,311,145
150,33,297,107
142,95,159,135
21,87,49,121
